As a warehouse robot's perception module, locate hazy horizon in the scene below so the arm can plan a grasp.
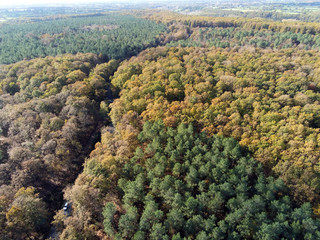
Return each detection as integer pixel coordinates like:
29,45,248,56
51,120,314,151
0,0,277,8
0,0,188,8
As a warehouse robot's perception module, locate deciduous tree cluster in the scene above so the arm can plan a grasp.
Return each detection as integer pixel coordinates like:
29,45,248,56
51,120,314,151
0,53,118,239
110,46,320,205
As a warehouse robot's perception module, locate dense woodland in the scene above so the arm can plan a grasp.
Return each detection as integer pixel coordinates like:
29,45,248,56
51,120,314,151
110,46,320,204
103,121,320,239
132,10,320,50
0,14,166,64
0,53,119,239
1,7,320,240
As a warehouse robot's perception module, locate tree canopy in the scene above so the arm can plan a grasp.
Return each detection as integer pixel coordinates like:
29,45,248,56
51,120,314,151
0,14,166,64
2,8,320,240
0,53,119,239
109,46,320,205
103,121,320,239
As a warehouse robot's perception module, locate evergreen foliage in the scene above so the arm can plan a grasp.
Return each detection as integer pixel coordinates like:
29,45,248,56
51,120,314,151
110,46,320,205
0,14,166,64
103,121,320,239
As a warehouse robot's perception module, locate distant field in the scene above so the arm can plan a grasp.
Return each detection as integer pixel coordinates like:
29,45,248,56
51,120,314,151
188,3,320,22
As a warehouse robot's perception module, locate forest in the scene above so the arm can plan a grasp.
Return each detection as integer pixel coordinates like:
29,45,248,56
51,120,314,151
1,4,320,240
0,53,120,239
0,13,166,64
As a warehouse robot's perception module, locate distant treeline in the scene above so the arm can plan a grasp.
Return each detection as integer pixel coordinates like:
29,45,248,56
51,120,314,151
0,14,166,64
132,10,320,50
200,9,320,23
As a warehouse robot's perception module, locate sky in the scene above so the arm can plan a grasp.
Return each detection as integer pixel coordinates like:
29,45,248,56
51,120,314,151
0,0,100,7
0,0,146,7
0,0,181,7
